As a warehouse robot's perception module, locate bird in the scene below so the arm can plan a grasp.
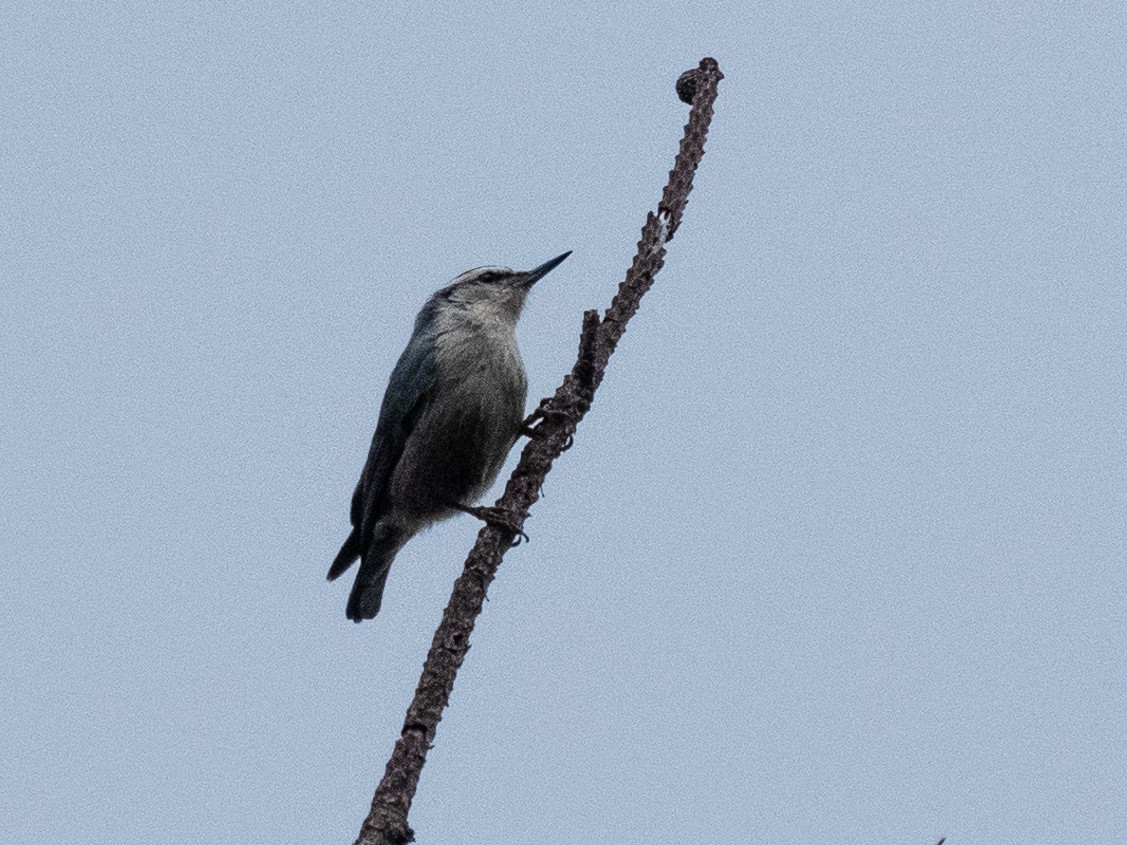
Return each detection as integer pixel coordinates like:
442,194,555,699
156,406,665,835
329,251,572,621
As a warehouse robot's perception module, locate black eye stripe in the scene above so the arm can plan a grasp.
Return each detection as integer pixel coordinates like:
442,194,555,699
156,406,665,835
434,268,514,299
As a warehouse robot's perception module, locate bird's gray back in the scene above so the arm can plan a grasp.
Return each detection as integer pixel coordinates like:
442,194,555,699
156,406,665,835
350,319,439,538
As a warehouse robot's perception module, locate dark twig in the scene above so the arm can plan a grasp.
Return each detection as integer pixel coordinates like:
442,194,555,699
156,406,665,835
353,57,723,845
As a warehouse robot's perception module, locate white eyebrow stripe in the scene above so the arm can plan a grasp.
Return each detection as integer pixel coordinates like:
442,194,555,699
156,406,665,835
451,266,513,284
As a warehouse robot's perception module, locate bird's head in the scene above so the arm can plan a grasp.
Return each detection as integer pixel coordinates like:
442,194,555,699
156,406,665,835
433,251,571,322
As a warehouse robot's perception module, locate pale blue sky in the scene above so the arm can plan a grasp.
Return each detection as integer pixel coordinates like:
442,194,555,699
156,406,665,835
3,2,1125,843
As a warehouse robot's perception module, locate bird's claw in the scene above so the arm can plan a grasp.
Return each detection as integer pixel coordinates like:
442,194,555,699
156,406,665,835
521,401,574,437
453,503,529,545
521,403,577,452
521,405,547,433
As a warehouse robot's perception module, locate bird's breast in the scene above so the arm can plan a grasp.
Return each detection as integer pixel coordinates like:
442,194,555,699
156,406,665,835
435,322,527,401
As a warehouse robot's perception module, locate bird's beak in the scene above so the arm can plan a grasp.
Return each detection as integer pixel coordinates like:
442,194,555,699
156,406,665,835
522,251,572,288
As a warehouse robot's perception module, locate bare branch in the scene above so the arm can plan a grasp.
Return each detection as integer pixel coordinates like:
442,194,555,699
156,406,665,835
353,57,724,845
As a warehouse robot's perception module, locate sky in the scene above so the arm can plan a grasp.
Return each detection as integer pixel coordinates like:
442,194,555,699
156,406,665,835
2,2,1125,843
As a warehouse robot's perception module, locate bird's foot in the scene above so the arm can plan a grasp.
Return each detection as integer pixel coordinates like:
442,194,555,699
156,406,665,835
521,403,569,435
452,503,529,546
520,405,575,450
520,407,547,438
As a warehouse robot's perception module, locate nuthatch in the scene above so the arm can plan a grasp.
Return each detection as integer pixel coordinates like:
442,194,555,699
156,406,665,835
329,252,571,621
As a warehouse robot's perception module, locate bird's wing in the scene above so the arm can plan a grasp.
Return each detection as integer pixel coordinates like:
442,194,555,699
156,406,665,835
350,326,438,546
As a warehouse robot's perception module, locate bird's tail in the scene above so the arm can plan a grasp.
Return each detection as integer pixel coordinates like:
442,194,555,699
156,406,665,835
345,525,408,622
327,530,361,581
